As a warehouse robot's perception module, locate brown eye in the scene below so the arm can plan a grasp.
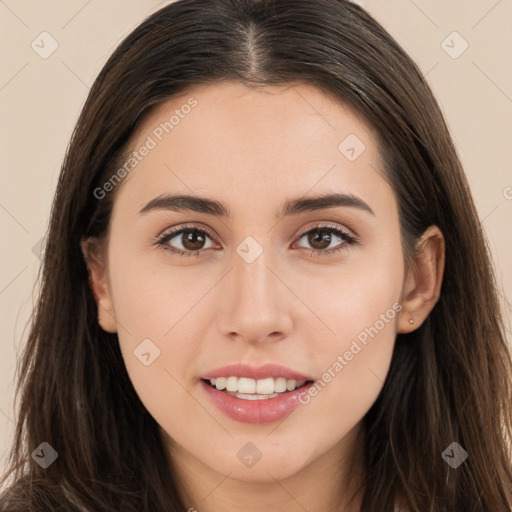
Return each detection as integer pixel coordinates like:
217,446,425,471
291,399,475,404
158,226,217,257
304,228,335,250
295,225,357,256
178,229,208,251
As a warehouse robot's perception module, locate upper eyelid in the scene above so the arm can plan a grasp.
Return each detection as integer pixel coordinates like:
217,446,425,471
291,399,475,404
295,223,355,239
158,222,216,239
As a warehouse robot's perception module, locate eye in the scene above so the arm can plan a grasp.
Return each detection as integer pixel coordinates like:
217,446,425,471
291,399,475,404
155,222,358,258
156,225,218,257
294,224,358,257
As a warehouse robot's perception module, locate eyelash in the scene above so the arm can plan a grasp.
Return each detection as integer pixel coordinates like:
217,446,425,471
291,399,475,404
155,223,358,258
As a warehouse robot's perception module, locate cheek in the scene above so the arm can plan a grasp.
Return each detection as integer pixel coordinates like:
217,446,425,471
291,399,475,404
108,243,212,349
106,247,214,425
293,239,404,427
292,301,400,458
292,231,403,352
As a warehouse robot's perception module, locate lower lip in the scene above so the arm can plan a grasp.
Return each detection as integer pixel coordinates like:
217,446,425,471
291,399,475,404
200,380,314,424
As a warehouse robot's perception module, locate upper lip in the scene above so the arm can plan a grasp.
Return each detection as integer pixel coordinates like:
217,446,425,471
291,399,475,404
201,363,314,381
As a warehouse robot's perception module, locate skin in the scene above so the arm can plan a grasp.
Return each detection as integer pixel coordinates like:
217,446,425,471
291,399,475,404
83,81,445,511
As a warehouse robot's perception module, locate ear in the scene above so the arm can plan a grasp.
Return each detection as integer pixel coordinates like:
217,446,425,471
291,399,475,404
398,225,445,333
80,238,118,333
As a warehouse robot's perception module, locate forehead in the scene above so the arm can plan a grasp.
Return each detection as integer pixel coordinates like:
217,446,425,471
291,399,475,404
113,80,390,216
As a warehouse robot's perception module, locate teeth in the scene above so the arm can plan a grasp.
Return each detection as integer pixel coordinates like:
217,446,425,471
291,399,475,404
238,377,256,393
208,376,308,395
274,377,287,393
256,377,274,394
215,377,226,390
226,376,238,392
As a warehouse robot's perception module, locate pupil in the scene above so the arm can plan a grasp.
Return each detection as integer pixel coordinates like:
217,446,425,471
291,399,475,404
309,230,331,250
183,230,205,250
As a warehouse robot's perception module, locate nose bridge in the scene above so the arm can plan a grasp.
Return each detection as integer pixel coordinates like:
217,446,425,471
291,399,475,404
235,242,273,307
219,237,291,342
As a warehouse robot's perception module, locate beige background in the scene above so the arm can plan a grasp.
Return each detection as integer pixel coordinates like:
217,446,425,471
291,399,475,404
1,0,511,478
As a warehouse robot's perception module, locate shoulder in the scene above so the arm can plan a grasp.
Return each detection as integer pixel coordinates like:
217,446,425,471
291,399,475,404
0,476,83,512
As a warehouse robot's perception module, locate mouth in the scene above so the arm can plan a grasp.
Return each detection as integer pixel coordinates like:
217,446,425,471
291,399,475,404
199,364,316,424
199,374,315,425
201,377,314,400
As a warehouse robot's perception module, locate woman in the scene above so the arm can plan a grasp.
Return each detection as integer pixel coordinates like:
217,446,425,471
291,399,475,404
1,0,511,510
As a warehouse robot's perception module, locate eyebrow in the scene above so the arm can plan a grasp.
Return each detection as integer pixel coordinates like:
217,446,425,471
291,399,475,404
138,192,375,217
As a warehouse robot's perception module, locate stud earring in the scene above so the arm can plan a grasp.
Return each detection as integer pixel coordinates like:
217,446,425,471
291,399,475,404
409,318,414,324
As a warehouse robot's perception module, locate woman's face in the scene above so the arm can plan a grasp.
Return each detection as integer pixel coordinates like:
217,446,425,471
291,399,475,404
98,81,407,482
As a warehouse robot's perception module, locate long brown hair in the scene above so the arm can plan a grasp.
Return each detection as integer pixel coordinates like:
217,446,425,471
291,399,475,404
1,1,511,510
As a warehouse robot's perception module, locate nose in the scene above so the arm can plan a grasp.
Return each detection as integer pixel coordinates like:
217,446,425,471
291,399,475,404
217,244,293,345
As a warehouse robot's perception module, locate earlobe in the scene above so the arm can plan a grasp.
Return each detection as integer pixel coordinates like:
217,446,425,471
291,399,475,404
80,238,118,333
398,225,445,333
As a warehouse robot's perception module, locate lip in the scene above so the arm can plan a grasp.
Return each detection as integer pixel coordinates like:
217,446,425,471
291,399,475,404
201,379,314,424
201,363,314,381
